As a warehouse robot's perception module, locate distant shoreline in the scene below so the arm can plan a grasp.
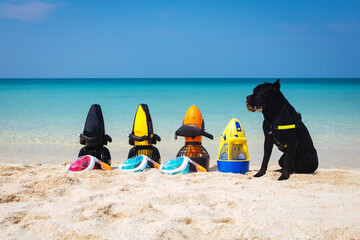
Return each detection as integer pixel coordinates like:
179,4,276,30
1,77,360,85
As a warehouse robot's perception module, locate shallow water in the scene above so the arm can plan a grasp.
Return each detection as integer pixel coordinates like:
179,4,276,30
0,78,359,168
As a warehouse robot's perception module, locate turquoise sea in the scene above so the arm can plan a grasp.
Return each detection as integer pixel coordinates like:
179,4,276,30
0,78,359,168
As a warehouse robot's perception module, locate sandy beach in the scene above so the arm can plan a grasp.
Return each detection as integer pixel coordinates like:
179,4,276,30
1,0,360,237
1,162,359,240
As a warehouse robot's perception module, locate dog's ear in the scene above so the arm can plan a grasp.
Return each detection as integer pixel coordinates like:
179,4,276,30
273,79,280,91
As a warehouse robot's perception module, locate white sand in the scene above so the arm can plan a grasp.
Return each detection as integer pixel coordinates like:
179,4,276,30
1,162,359,240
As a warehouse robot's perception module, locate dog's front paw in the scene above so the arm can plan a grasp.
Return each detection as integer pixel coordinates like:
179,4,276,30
254,169,266,178
278,171,290,181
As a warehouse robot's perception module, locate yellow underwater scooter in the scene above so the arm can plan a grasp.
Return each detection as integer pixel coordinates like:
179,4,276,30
128,104,161,165
217,118,249,174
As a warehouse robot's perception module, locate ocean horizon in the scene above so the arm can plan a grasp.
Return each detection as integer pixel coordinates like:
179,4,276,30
1,78,359,169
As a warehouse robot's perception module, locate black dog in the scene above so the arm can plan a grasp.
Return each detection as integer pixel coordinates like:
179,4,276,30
246,79,318,180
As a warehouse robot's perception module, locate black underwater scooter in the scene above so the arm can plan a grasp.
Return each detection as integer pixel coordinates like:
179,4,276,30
78,104,112,166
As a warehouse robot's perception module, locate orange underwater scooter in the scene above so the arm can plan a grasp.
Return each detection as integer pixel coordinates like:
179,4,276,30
174,105,213,171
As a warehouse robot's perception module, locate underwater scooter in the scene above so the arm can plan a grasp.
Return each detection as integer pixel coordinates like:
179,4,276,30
78,104,112,166
174,105,213,171
127,104,161,165
217,119,250,174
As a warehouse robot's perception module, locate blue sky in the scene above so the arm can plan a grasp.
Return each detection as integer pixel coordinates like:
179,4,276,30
0,0,359,78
